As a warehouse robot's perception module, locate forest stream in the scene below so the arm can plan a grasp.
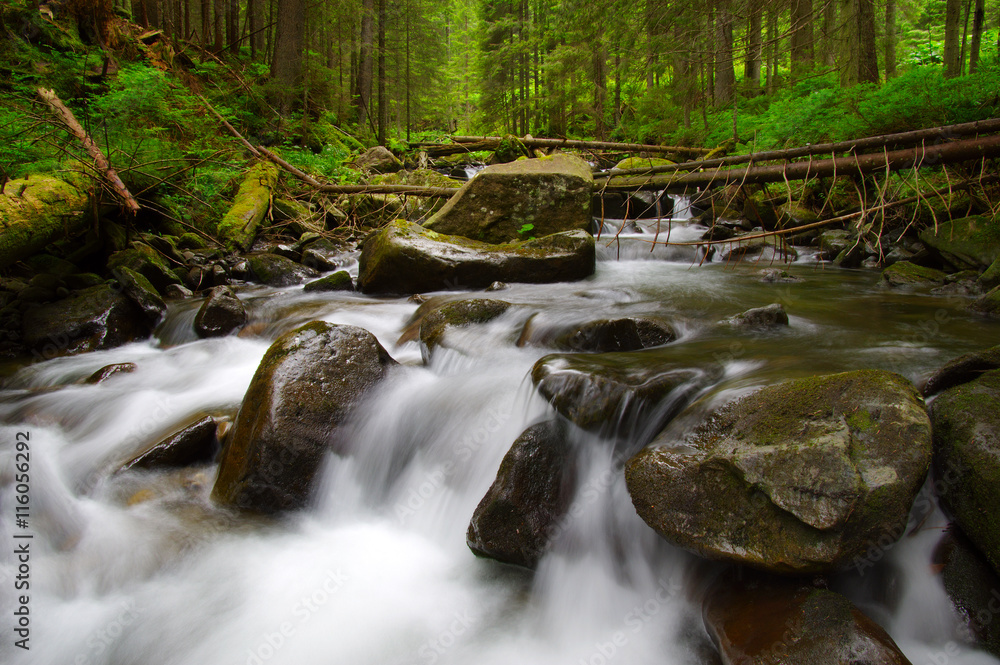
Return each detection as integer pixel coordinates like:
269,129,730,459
1,206,999,665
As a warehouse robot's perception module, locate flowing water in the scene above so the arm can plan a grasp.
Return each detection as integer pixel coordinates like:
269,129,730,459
1,208,998,665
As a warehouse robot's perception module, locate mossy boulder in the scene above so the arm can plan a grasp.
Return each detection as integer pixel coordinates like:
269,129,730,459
971,285,1000,316
923,345,1000,397
725,303,789,330
247,252,319,287
119,415,218,472
934,527,1000,658
554,316,676,352
703,573,912,665
625,370,932,574
531,353,711,436
113,266,166,326
369,169,463,220
212,322,397,513
351,145,403,174
303,271,353,293
423,154,593,244
0,174,89,269
22,284,153,357
777,202,820,230
930,368,1000,576
357,220,595,295
216,162,279,253
612,156,676,171
467,420,575,569
272,198,325,236
194,286,246,338
881,261,947,288
300,239,347,273
418,298,511,359
919,215,1000,273
107,242,183,293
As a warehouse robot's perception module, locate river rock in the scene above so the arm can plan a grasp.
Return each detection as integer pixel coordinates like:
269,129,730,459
85,362,137,384
625,370,932,573
725,303,789,330
930,368,1000,575
554,316,677,352
212,322,397,513
303,271,353,293
107,242,183,293
423,154,593,244
467,420,575,569
531,353,710,435
933,527,1000,658
418,298,511,359
300,239,345,272
971,285,1000,316
194,286,246,338
881,261,947,288
247,252,319,287
919,215,1000,272
923,345,1000,397
357,220,595,294
113,266,166,325
22,284,153,356
703,573,912,665
119,415,218,472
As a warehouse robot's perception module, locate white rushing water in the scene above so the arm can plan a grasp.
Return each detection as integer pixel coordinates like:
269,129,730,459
1,206,998,665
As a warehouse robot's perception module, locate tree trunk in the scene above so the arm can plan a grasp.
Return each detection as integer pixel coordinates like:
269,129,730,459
592,31,607,141
944,0,962,78
200,0,209,46
969,0,985,73
744,4,762,92
839,0,858,85
227,0,238,53
377,0,386,144
884,0,897,79
713,0,735,106
357,0,374,130
213,0,223,51
765,5,778,94
269,0,305,113
856,0,879,83
790,0,814,80
822,0,837,67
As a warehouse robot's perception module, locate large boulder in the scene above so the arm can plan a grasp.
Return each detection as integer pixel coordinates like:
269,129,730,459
357,220,595,294
423,154,593,244
212,322,397,513
553,317,676,352
919,215,1000,273
531,353,711,436
22,284,153,357
351,145,403,174
703,573,912,665
923,345,1000,397
930,368,1000,575
107,242,183,293
368,169,462,220
247,252,319,287
881,261,947,288
467,420,575,569
113,266,166,326
194,286,247,338
625,370,932,574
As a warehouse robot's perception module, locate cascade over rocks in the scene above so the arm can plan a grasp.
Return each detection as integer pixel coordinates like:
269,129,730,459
930,367,1000,576
247,252,319,286
357,221,595,294
467,420,575,569
194,285,247,338
417,298,512,359
625,370,932,573
212,322,397,513
423,154,594,244
553,316,677,352
119,415,219,472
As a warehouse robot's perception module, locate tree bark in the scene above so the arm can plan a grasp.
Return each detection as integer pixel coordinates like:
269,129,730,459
713,0,735,105
790,0,814,80
856,0,879,83
884,0,897,78
377,0,386,144
944,0,962,78
744,4,762,92
269,0,305,113
969,0,985,73
357,0,374,129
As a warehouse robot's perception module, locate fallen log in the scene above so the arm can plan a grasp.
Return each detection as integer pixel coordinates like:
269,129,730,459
216,162,279,253
595,117,1000,181
36,88,140,214
599,133,1000,192
445,135,711,157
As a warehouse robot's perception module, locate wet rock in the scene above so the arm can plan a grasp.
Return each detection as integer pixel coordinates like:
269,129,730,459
423,154,593,244
119,415,218,472
919,215,1000,273
625,370,932,574
357,220,595,295
113,266,167,325
719,237,797,263
467,420,575,569
933,526,1000,657
531,353,709,435
268,244,301,262
85,362,137,384
881,261,947,288
22,284,153,357
726,303,789,330
369,169,463,220
352,145,403,174
554,316,676,352
923,345,1000,397
107,242,183,293
703,573,912,665
930,368,1000,575
194,286,246,338
212,322,397,513
818,229,852,260
418,298,511,359
64,273,104,290
486,281,508,291
971,285,1000,316
777,202,820,230
303,271,353,293
758,268,802,283
300,239,345,272
247,252,319,287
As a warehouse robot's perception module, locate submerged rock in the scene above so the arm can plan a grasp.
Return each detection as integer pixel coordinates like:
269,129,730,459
119,415,218,472
553,316,677,352
531,352,710,435
423,154,593,244
357,220,595,295
212,322,397,513
467,420,575,569
625,370,932,574
85,362,137,384
194,286,246,338
930,368,1000,576
703,573,912,665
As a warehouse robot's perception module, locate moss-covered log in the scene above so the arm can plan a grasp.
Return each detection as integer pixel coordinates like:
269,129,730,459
0,174,90,269
216,162,279,253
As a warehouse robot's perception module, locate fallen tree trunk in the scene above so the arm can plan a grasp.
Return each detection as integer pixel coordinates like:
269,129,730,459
595,117,1000,181
599,133,1000,192
0,174,90,269
37,88,140,214
443,135,712,157
216,162,279,252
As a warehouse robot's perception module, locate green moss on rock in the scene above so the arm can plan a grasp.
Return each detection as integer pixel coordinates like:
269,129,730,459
881,261,947,288
216,162,279,253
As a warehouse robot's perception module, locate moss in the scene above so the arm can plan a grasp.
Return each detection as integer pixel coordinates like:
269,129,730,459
920,215,1000,271
881,261,947,287
216,162,279,253
0,174,89,269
